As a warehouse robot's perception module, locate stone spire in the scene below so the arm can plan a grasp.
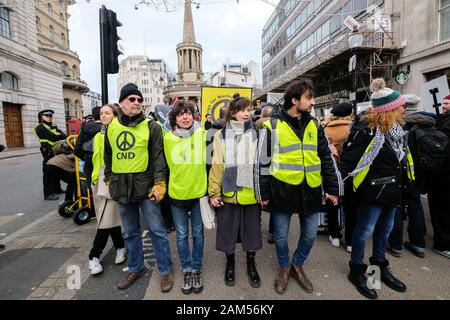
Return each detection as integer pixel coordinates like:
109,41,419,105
183,0,196,43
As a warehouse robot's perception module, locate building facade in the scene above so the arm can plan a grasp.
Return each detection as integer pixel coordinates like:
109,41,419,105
81,90,102,114
164,0,203,103
208,60,261,88
1,0,66,148
35,0,89,120
117,56,169,113
258,0,450,115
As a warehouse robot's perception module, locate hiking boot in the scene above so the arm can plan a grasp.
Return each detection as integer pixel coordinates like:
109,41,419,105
161,272,175,292
192,270,203,293
181,271,193,294
274,267,289,294
117,268,145,290
289,264,313,293
404,241,425,258
370,258,406,293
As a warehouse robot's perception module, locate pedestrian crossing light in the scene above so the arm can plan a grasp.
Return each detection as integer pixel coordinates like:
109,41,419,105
102,7,123,74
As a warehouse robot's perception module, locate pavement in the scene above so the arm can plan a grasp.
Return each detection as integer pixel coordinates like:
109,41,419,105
0,150,449,300
0,147,40,160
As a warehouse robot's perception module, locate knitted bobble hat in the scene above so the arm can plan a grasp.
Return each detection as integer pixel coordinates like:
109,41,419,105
370,78,406,113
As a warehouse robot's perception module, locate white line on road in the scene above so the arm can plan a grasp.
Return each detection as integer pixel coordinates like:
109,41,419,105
16,213,25,216
1,209,57,244
0,233,7,237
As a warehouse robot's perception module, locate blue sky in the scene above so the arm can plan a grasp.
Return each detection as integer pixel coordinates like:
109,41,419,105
68,0,275,101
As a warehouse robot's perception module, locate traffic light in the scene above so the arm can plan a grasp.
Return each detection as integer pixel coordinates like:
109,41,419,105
105,9,122,74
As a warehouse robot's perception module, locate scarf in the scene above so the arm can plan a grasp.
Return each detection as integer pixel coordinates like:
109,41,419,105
172,122,199,138
347,123,405,178
222,120,256,193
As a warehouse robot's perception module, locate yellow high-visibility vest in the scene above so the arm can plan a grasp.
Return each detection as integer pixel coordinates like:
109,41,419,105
263,118,322,188
34,123,57,145
107,117,150,173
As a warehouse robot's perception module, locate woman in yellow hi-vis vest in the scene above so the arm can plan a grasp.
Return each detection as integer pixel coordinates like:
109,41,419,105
164,101,206,295
339,79,413,300
209,94,262,288
87,104,125,276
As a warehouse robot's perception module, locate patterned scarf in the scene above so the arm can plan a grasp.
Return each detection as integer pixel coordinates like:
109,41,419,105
347,123,405,178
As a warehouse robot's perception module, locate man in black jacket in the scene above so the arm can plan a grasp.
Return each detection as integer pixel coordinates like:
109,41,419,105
256,80,340,294
428,94,450,259
74,106,102,185
34,109,67,200
104,83,174,291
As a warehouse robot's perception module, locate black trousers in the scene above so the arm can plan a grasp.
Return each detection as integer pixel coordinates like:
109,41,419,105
428,182,450,251
326,199,342,239
343,180,358,246
46,165,76,201
89,226,124,260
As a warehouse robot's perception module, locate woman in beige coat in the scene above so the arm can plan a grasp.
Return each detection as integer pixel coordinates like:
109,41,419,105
88,104,125,275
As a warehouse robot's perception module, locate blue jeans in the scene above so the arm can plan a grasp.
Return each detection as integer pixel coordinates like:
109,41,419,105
272,212,319,268
117,199,173,275
351,203,396,265
171,201,204,273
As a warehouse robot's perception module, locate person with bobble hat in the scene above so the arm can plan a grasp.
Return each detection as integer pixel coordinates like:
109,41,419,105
339,78,414,299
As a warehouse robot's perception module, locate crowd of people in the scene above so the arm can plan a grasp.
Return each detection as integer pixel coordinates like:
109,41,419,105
28,79,450,299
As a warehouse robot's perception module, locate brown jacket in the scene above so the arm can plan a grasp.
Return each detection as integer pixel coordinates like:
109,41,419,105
323,117,351,160
47,154,76,173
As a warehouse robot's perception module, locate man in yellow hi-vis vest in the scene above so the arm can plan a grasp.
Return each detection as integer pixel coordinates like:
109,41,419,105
256,80,341,295
34,109,66,200
104,83,173,292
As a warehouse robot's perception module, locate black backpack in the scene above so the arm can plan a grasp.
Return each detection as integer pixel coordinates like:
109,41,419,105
411,126,449,177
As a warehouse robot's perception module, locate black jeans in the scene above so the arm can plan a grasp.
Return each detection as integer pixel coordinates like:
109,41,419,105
89,226,125,260
428,181,450,251
389,181,426,251
326,198,342,239
46,165,76,201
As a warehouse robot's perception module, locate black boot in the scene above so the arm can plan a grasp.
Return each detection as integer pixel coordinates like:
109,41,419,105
225,253,235,286
348,261,378,300
246,252,261,288
369,257,406,292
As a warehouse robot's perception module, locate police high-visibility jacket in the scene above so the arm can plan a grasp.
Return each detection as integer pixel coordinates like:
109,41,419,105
34,122,67,160
164,127,207,200
263,118,322,188
107,117,150,173
353,139,415,191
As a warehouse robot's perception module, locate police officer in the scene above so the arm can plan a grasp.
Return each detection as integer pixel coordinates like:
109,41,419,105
34,109,67,200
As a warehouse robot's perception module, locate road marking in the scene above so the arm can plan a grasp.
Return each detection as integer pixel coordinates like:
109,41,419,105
1,209,57,244
0,233,7,237
16,213,25,216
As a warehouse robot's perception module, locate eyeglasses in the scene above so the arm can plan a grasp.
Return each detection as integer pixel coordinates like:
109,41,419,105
128,97,143,103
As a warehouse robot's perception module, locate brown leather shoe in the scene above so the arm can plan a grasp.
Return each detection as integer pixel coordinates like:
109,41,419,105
161,272,175,293
290,265,313,293
117,268,145,290
274,267,289,294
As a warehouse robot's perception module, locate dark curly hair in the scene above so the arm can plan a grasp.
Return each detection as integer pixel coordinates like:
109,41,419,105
168,100,195,128
283,80,314,110
224,93,252,123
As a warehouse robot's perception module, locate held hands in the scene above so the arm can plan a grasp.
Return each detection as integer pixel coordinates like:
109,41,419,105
210,196,224,208
325,193,339,206
148,181,167,203
259,200,270,209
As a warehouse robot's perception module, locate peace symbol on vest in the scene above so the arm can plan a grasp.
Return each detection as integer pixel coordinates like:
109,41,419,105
116,131,136,151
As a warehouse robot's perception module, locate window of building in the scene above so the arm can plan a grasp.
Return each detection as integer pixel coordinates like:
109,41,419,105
60,13,64,26
353,0,367,16
36,17,41,33
61,61,69,76
0,72,19,90
441,0,450,41
48,4,52,17
49,25,54,40
0,6,11,38
72,65,78,79
60,33,65,47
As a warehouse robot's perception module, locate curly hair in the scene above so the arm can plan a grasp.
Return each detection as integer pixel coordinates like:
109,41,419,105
364,107,402,133
168,100,195,128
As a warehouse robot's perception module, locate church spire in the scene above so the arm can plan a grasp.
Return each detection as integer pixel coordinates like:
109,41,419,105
183,0,196,43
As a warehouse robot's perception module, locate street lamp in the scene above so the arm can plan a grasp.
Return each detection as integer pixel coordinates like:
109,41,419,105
348,31,364,115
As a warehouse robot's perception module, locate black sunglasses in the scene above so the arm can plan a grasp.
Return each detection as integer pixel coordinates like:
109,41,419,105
128,97,143,103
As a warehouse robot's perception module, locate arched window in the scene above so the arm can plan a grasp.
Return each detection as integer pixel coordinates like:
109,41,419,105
0,72,19,91
36,17,41,32
48,25,54,40
64,99,71,120
60,33,66,47
72,65,78,79
47,4,52,17
60,13,64,26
